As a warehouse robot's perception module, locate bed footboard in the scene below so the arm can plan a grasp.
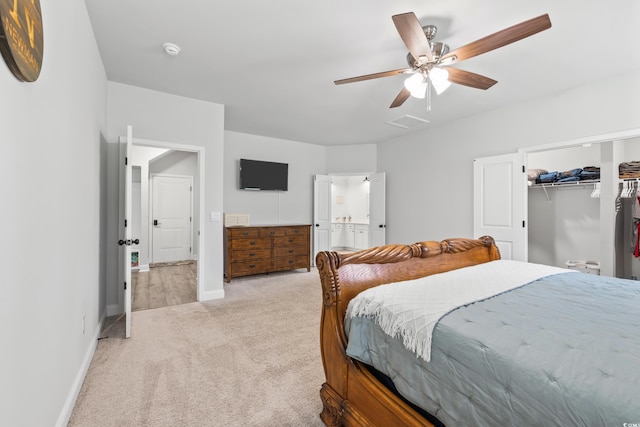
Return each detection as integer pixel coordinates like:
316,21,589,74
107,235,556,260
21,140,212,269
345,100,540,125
316,236,500,426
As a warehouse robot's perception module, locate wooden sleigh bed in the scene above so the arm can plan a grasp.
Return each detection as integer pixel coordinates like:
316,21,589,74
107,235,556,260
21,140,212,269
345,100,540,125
315,236,640,426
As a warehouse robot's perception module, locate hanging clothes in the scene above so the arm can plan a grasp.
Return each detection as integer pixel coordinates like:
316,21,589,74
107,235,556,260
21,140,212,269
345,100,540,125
634,188,640,257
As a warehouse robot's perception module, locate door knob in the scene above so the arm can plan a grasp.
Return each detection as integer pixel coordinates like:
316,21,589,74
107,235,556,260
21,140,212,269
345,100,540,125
118,239,140,246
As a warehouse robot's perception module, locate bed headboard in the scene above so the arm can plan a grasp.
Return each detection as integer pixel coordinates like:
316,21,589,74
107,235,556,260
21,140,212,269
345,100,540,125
316,236,501,325
315,236,501,422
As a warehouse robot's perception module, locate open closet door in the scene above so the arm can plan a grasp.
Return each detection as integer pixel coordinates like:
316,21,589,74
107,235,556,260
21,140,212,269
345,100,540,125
118,125,134,338
313,174,331,263
368,172,386,247
473,153,527,261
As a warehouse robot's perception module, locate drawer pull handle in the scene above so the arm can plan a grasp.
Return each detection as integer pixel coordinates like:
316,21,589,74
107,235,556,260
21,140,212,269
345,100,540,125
249,264,256,268
250,241,256,245
270,231,275,234
288,249,294,253
289,239,294,243
249,253,255,256
243,232,249,236
289,260,294,264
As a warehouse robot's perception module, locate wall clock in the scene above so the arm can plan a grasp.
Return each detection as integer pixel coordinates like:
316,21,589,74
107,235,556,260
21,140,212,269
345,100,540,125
0,0,44,82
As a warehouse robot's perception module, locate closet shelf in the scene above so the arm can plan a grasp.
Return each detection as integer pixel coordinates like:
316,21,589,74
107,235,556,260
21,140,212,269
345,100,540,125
529,179,600,189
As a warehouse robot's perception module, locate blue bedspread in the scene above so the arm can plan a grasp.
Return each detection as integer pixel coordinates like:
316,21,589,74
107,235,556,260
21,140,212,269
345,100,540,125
345,272,640,426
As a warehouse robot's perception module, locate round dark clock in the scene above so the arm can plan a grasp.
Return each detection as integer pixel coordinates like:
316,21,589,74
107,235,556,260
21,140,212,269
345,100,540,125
0,0,44,82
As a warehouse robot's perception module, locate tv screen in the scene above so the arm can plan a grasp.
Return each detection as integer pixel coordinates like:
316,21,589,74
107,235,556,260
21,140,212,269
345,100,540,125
239,158,288,191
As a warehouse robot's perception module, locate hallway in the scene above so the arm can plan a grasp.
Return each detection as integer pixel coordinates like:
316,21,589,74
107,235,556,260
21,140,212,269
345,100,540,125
132,261,197,311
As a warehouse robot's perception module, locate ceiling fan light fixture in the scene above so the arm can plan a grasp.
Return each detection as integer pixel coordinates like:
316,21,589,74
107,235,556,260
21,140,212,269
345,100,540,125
404,73,427,98
429,67,451,95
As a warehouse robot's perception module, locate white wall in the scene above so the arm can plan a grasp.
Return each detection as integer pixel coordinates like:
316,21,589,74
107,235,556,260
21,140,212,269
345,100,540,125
106,82,225,303
224,131,326,225
378,69,640,246
0,1,108,425
325,144,377,174
331,176,369,223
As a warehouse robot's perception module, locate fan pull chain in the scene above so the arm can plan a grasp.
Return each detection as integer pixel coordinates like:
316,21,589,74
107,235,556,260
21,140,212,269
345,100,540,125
426,77,432,113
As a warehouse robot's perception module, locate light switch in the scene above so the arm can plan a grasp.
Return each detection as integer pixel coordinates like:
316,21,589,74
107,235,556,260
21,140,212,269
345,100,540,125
210,211,221,221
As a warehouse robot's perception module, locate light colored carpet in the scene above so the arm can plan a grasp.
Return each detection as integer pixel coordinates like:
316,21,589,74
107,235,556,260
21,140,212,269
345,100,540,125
132,262,197,312
69,269,326,427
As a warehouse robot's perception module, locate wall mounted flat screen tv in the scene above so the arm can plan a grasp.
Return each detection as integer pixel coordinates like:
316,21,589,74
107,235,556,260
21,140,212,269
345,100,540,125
239,158,288,191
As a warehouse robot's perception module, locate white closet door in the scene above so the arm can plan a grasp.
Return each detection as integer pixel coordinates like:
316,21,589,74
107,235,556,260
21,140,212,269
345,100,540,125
473,153,527,261
368,172,386,247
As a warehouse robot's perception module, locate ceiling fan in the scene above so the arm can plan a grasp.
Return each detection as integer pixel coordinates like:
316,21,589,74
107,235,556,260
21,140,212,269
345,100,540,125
334,12,552,109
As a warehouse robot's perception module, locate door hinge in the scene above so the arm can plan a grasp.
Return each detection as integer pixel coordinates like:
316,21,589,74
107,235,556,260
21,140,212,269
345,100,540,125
125,157,128,166
190,247,192,253
124,219,128,227
522,220,526,228
522,165,525,173
124,282,127,290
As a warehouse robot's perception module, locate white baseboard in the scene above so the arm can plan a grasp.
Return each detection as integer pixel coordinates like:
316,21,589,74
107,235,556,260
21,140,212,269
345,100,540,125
55,312,105,427
199,288,225,301
137,264,150,272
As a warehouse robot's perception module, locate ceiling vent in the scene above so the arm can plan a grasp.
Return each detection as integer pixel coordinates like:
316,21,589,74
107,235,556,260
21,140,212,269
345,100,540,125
385,115,429,129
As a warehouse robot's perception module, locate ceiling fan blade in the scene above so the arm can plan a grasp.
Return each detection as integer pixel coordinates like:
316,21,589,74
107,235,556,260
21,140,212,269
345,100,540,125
446,68,497,90
392,12,433,63
441,14,551,63
390,87,411,108
334,68,412,85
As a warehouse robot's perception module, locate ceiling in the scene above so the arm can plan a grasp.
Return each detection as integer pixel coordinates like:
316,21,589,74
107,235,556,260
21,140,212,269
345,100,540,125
84,0,640,146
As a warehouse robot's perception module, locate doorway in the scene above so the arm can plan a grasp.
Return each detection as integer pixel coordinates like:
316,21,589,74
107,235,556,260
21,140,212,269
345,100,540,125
126,140,204,312
473,128,640,277
313,172,386,259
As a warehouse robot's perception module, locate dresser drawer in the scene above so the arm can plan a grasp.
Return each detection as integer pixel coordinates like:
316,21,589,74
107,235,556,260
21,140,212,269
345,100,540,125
231,249,271,262
273,235,308,247
260,228,286,237
284,227,309,236
272,255,308,270
230,259,272,276
273,246,309,257
230,238,271,251
227,228,260,238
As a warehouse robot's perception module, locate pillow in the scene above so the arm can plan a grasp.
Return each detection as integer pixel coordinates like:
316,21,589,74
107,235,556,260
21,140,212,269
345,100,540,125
527,168,548,181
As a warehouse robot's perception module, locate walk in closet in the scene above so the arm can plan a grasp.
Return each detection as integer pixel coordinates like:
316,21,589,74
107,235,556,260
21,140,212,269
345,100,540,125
527,137,640,279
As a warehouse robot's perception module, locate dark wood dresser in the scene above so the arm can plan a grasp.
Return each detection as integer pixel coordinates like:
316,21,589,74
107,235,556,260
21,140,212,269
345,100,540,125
224,224,311,282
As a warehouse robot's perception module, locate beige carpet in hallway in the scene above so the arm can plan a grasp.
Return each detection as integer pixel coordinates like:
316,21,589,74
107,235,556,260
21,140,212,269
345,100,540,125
69,269,325,427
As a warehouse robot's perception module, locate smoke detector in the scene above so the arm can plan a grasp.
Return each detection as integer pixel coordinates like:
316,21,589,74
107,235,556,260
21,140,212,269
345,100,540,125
163,43,181,56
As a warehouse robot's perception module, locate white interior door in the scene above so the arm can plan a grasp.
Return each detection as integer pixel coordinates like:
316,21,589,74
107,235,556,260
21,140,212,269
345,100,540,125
313,174,331,262
119,125,133,338
473,153,527,261
368,172,386,247
151,175,193,263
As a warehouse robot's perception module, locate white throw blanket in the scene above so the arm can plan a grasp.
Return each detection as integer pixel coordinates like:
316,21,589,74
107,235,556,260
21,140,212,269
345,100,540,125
346,260,576,362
